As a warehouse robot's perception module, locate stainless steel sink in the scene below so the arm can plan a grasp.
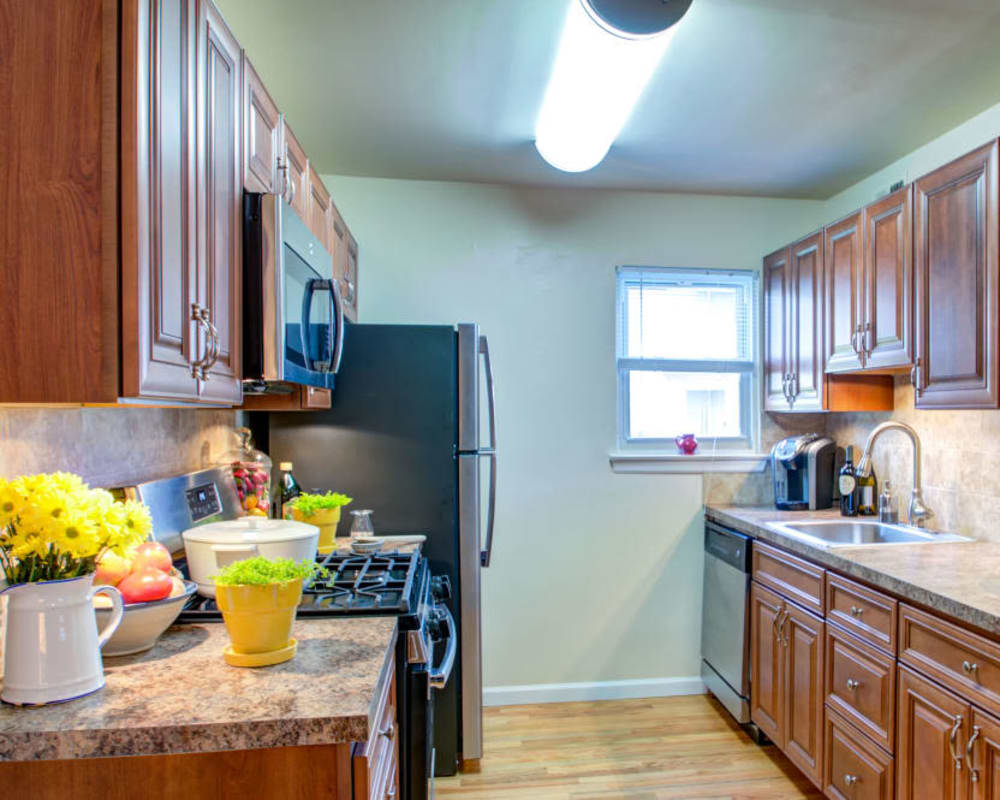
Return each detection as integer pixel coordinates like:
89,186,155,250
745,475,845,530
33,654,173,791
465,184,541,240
765,520,972,549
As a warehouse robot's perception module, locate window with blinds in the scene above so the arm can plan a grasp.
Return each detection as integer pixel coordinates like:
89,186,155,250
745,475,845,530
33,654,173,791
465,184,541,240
616,266,759,450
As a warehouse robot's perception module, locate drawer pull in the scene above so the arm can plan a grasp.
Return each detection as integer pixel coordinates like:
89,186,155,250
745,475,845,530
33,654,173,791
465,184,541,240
963,660,979,676
849,605,864,617
846,678,861,691
949,714,964,770
386,786,396,799
844,774,858,786
379,721,395,740
967,725,981,783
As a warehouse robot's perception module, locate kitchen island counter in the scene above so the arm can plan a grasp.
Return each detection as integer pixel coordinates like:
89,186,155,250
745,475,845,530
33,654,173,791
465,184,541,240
0,617,397,762
706,504,1000,637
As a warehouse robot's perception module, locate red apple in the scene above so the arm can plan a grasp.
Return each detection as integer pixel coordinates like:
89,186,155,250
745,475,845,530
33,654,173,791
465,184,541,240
94,552,131,587
118,568,173,604
130,541,172,575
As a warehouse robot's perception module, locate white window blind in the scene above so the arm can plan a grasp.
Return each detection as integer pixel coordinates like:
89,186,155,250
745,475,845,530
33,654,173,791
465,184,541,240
616,267,759,449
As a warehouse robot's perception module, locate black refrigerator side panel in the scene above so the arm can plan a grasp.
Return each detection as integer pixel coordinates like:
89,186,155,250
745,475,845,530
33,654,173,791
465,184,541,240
256,323,463,776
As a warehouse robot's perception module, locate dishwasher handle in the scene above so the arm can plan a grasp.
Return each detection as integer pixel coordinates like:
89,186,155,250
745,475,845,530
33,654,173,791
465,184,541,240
704,523,751,573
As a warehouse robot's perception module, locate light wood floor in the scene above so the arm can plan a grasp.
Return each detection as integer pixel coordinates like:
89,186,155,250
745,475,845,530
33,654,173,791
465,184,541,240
435,695,823,799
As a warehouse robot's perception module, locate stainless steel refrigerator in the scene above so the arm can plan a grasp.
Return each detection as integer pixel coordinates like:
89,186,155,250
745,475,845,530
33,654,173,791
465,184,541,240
249,323,495,775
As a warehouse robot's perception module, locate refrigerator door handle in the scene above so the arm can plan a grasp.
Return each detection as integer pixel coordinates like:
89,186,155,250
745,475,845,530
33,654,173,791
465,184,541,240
479,335,497,453
481,451,496,568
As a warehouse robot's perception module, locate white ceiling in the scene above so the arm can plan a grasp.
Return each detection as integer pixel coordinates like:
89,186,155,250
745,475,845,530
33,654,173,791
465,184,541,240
215,0,1000,199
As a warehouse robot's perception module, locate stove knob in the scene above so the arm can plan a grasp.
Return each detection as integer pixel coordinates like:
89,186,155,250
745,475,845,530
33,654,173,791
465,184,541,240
430,575,452,602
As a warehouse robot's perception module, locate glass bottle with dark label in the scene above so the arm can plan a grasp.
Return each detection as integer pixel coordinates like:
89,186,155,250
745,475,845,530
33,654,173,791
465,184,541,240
839,446,858,517
275,461,302,519
857,464,878,516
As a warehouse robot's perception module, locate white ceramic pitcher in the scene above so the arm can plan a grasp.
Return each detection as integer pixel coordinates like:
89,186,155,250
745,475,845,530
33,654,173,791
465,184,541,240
1,575,124,706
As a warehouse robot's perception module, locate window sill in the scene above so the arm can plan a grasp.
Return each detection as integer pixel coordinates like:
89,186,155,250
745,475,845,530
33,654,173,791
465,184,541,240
608,451,770,474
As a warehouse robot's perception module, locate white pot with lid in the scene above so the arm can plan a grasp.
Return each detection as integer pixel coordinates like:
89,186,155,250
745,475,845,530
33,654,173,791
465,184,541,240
182,518,320,597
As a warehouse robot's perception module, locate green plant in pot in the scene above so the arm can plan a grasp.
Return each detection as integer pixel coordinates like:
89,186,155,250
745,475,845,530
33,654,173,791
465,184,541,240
288,491,352,553
213,557,326,667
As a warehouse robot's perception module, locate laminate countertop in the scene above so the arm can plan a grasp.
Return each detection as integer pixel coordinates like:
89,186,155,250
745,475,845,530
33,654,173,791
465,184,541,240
0,617,397,762
706,505,1000,637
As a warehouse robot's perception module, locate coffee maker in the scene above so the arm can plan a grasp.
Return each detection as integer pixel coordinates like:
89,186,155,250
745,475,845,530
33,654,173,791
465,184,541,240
771,434,840,510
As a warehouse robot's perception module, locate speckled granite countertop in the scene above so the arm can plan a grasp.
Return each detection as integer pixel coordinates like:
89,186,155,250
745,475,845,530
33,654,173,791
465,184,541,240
0,617,397,762
706,505,1000,637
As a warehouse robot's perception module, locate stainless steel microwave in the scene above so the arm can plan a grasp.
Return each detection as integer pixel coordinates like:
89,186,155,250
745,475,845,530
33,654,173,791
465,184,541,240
242,193,344,392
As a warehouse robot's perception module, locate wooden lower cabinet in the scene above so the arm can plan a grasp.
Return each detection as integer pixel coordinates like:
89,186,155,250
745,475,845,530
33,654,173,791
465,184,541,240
825,706,895,800
826,623,896,752
751,581,786,744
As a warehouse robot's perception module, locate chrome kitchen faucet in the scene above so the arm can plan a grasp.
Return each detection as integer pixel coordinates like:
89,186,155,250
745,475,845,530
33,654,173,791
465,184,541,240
855,421,933,528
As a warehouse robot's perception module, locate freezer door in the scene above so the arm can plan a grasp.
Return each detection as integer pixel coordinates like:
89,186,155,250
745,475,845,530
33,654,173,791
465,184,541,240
458,453,484,762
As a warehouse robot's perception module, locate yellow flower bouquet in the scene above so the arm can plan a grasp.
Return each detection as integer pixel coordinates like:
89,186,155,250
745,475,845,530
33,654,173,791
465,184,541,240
0,472,152,584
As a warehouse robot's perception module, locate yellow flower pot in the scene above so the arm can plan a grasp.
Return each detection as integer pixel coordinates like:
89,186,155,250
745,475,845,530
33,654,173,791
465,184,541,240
292,506,341,553
215,579,303,666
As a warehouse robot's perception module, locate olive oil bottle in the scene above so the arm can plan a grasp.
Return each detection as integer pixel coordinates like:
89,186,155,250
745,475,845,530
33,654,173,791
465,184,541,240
857,464,878,516
839,446,858,517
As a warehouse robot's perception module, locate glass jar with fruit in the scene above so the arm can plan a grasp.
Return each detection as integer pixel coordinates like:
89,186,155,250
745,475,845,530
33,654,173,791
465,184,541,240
222,427,272,517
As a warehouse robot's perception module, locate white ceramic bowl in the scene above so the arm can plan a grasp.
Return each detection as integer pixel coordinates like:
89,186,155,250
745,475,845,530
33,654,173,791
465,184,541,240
95,581,196,657
182,518,320,597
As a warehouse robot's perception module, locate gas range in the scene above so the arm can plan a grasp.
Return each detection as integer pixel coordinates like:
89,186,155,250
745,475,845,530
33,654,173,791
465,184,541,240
176,549,426,621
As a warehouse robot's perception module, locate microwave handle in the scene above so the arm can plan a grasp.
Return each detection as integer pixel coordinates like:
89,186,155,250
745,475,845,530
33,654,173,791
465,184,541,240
330,277,345,374
300,279,319,371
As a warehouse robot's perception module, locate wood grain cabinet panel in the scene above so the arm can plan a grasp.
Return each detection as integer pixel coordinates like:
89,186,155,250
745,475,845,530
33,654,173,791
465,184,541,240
243,58,280,194
824,211,865,373
896,664,969,800
308,164,331,251
825,706,895,800
864,185,914,371
752,541,825,617
343,230,359,321
826,573,898,655
783,601,826,788
282,121,309,220
826,623,896,752
899,603,1000,718
970,707,1000,797
750,581,785,745
353,658,398,800
789,231,825,411
763,247,792,411
913,140,999,408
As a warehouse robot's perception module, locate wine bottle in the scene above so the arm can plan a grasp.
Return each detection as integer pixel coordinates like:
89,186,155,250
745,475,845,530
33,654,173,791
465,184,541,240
839,446,858,517
276,461,302,519
857,464,878,516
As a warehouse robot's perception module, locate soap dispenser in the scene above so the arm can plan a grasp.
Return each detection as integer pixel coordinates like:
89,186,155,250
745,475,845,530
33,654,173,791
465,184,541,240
878,481,899,524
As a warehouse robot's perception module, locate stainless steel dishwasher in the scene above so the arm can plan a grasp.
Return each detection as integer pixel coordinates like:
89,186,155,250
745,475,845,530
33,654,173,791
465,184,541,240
701,521,753,727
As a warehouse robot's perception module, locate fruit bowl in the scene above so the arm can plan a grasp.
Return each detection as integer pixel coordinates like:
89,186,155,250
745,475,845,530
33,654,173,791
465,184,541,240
95,580,196,657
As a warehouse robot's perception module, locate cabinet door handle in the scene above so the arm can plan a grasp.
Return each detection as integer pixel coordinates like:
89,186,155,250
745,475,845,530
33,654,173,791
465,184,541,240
379,721,395,740
963,660,979,676
966,725,981,783
864,320,873,356
846,678,861,691
851,326,861,354
777,608,789,647
949,714,964,770
844,774,858,786
190,303,212,380
849,605,864,618
911,358,922,396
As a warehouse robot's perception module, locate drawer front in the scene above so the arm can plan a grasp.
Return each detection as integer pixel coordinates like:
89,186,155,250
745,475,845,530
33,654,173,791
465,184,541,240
827,573,897,654
354,656,397,800
898,602,1000,717
753,540,825,616
826,623,896,752
824,707,894,800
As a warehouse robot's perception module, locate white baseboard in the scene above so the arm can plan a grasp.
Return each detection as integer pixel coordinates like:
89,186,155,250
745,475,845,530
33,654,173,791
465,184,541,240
483,676,705,707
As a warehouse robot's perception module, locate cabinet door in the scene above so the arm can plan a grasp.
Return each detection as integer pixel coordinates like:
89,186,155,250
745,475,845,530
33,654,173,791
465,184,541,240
824,211,865,373
972,707,1000,798
897,664,970,800
864,185,913,371
243,58,280,193
914,140,999,408
789,232,825,411
282,121,309,220
121,0,200,401
783,602,825,788
343,229,359,321
750,582,785,745
196,0,241,403
763,247,791,411
308,165,331,251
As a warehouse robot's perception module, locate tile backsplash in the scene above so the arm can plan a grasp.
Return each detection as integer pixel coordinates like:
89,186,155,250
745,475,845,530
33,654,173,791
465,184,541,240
826,376,1000,542
0,408,238,487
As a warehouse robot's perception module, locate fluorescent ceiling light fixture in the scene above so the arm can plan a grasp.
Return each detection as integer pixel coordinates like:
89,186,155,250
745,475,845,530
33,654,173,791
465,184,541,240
534,0,683,173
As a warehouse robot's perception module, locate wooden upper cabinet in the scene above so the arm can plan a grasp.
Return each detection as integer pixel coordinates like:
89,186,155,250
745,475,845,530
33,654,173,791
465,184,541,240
864,185,913,371
307,165,331,252
196,0,242,403
282,121,309,220
789,232,825,411
914,140,999,408
243,58,280,194
763,247,791,411
343,230,359,321
824,211,865,373
121,0,201,402
897,664,969,800
782,602,825,788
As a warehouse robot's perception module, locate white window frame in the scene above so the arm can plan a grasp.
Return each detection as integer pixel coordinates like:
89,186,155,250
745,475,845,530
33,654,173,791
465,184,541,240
613,266,762,464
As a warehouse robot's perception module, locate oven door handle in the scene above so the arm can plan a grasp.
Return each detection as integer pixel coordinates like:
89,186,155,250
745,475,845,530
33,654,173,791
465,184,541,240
429,604,458,690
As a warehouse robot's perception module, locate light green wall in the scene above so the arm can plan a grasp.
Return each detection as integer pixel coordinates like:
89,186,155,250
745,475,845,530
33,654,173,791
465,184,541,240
322,177,821,691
